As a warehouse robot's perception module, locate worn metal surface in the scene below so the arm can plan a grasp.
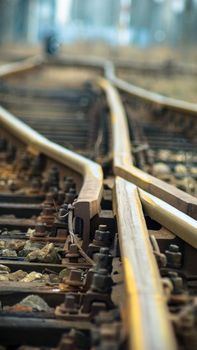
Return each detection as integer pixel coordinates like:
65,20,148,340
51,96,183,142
0,55,196,350
99,78,197,219
114,177,176,350
0,106,103,249
139,189,197,249
0,122,123,349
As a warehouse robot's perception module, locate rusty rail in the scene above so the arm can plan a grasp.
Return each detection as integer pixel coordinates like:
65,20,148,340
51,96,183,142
109,75,197,116
0,55,43,78
114,177,177,350
99,78,197,219
0,105,103,249
139,188,197,249
0,54,196,350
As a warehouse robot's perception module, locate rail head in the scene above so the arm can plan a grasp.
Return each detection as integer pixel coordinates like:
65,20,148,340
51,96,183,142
110,76,197,116
139,188,197,249
117,164,197,220
0,105,103,248
0,55,43,79
46,53,115,79
99,78,197,219
98,78,133,166
1,54,196,117
114,177,176,350
46,55,197,116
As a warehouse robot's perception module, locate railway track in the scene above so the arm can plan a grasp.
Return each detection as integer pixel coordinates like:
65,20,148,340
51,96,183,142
104,64,197,219
0,55,196,350
115,58,197,105
0,57,110,160
122,89,197,195
115,61,197,196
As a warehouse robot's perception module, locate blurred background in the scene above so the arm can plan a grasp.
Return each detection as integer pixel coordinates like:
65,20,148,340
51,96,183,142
0,0,197,51
0,0,197,101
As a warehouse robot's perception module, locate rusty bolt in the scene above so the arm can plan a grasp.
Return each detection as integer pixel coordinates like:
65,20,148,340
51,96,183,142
40,205,56,226
65,269,83,288
94,247,113,273
58,294,78,317
91,268,112,294
64,294,77,313
168,271,183,294
93,225,111,247
65,188,77,204
165,244,182,268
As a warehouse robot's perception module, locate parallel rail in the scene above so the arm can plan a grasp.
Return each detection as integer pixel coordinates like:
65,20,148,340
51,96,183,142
100,77,196,349
110,75,197,116
99,78,197,219
1,54,196,115
0,55,196,350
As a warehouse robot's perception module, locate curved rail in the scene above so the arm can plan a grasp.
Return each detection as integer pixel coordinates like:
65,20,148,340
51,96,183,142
1,54,196,117
100,76,195,350
0,55,43,78
101,75,196,350
46,53,115,78
99,78,197,219
0,105,103,249
109,75,197,116
0,54,196,350
54,54,197,116
0,56,196,218
114,177,176,350
53,54,197,116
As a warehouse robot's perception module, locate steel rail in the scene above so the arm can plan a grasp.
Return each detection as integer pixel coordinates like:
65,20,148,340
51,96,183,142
0,57,196,218
0,105,103,249
139,188,197,249
46,53,115,78
99,78,197,219
114,177,176,350
50,55,197,116
5,53,102,83
0,54,196,350
0,55,43,78
109,75,197,116
1,54,196,116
